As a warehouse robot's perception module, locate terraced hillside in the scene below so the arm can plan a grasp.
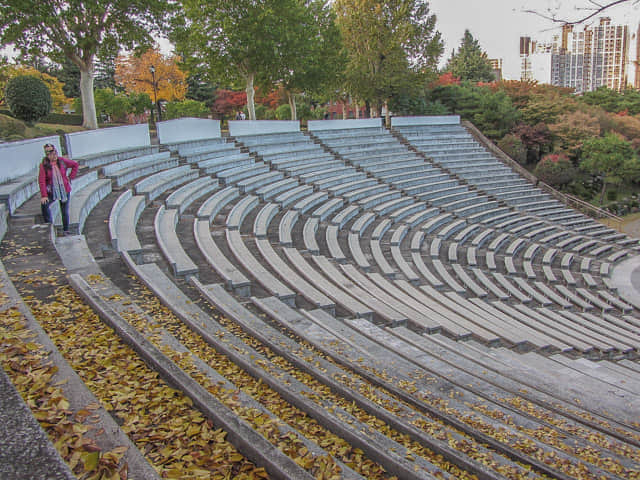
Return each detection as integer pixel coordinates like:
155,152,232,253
1,116,639,480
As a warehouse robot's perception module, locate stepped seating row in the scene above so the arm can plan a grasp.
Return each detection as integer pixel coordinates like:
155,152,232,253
3,123,640,479
103,153,640,360
88,171,640,477
393,123,638,248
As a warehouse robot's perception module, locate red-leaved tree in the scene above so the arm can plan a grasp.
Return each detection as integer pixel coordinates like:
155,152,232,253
211,90,247,119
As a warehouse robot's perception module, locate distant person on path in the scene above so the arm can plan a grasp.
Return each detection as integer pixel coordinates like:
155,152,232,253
240,110,246,120
235,111,242,120
38,143,78,234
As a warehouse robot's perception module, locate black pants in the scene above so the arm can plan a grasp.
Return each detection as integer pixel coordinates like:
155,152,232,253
41,195,70,232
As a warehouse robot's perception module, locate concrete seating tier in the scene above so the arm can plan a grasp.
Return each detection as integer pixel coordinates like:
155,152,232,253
66,171,112,234
255,177,300,201
102,151,177,187
166,137,227,155
154,205,198,277
196,154,253,175
134,165,198,202
180,144,240,164
108,189,146,255
165,177,219,214
4,123,640,480
78,145,160,169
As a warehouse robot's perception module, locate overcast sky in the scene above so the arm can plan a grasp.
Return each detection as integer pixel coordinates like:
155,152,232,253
429,0,640,79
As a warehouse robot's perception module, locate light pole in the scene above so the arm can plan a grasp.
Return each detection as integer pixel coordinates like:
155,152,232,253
149,65,161,122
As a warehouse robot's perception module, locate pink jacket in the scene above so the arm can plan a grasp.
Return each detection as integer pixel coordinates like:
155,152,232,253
38,156,79,198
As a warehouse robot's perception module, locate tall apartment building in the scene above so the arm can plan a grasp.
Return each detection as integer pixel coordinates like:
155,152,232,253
489,58,503,80
521,17,634,93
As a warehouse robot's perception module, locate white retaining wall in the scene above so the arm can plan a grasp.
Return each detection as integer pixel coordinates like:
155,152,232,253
391,115,460,126
0,135,62,183
157,118,221,144
308,118,382,131
65,123,150,158
229,120,299,137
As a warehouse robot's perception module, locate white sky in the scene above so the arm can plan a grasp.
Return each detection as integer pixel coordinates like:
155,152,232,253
429,0,640,79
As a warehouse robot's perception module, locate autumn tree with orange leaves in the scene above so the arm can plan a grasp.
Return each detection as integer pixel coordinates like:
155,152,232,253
115,49,187,110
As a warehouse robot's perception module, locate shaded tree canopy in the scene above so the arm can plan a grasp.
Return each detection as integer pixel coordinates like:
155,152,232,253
580,132,637,203
0,0,171,128
174,0,318,120
444,29,494,83
334,0,443,116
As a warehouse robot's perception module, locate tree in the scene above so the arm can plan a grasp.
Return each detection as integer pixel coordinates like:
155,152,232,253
164,99,209,120
185,72,216,107
275,0,345,120
580,132,636,204
211,89,247,120
94,48,118,91
334,0,443,119
444,29,495,83
472,89,519,139
1,65,68,112
50,58,81,98
512,122,553,164
520,91,577,125
0,0,171,129
494,79,539,109
175,0,307,120
534,153,576,187
115,48,187,109
5,75,52,124
498,134,527,164
549,110,601,159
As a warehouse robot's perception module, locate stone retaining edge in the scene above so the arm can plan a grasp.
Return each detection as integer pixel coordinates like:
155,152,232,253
67,272,314,480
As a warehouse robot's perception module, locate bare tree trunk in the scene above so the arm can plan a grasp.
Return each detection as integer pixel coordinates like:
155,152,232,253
599,180,607,205
246,72,256,120
287,91,297,120
384,100,390,127
79,66,97,129
342,101,348,120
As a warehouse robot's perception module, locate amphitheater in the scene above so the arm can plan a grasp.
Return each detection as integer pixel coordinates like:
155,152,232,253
1,115,639,479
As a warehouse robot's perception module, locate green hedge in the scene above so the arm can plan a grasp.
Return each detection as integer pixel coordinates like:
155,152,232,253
0,109,82,126
40,112,83,125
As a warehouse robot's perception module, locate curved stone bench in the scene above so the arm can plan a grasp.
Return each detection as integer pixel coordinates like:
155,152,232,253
154,205,198,277
135,165,198,202
196,186,240,223
102,151,176,187
226,194,259,232
283,248,373,319
254,238,335,313
193,218,251,295
109,189,146,256
227,229,296,305
165,176,219,214
67,171,112,234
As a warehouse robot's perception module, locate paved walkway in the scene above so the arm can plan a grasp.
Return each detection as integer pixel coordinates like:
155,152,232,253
620,215,640,239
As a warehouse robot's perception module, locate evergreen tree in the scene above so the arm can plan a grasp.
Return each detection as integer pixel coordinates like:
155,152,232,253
50,58,81,98
444,30,494,83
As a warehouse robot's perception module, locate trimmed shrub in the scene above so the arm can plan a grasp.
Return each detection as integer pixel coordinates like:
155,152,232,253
40,112,83,125
534,153,576,187
497,133,527,165
275,104,291,120
5,75,52,125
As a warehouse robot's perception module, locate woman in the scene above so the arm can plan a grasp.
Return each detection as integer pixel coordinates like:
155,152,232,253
38,143,78,234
